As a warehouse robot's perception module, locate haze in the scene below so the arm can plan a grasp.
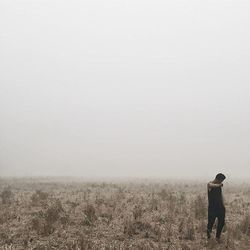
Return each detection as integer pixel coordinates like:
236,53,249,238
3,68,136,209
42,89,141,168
0,0,249,179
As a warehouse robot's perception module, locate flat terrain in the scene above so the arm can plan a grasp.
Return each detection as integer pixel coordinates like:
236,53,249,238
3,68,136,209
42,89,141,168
0,177,250,249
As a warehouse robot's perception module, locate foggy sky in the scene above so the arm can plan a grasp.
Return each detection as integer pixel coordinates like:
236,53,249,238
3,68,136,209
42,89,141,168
0,0,250,179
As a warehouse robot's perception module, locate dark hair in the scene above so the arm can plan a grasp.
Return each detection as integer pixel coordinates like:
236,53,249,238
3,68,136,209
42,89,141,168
215,173,226,181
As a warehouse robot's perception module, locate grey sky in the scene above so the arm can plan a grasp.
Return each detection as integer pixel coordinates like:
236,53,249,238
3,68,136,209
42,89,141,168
0,0,249,179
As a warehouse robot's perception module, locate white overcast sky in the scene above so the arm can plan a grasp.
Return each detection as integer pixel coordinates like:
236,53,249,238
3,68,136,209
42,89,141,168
0,0,249,179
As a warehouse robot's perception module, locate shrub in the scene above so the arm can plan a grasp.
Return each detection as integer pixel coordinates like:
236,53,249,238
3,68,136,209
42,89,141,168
83,204,97,225
193,195,206,219
158,189,168,200
99,209,113,224
0,210,10,224
78,234,93,250
181,243,191,250
123,220,152,237
31,190,49,205
239,213,250,235
183,218,195,240
31,199,64,236
133,205,143,220
149,197,158,211
45,199,64,224
178,217,185,234
31,215,53,236
60,214,70,226
1,186,13,204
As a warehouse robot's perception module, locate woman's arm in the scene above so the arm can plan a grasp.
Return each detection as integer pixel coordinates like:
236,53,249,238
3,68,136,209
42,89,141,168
207,182,223,189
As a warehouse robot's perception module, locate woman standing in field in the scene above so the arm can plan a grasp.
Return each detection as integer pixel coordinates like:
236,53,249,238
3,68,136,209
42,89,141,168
207,173,226,243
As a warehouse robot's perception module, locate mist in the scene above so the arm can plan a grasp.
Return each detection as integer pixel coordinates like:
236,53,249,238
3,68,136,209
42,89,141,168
0,0,249,179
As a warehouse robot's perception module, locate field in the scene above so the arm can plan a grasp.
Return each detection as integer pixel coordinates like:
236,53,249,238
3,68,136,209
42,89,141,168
0,177,250,250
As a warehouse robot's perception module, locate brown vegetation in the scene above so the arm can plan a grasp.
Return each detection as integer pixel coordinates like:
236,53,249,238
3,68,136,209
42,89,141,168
0,177,249,249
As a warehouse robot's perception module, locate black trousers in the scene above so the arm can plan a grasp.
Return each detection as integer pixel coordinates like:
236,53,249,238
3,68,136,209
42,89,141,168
207,206,225,238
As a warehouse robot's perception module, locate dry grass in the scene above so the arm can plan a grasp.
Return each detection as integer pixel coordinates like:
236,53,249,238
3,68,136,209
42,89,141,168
0,177,249,249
